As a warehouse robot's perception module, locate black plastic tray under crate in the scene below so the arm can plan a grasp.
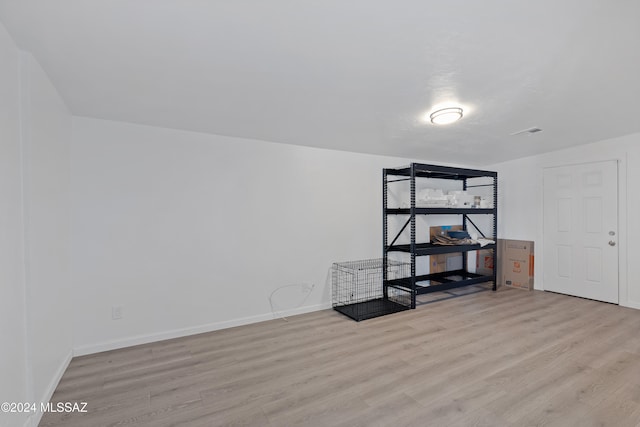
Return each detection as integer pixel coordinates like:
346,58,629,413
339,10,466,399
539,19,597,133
333,298,410,321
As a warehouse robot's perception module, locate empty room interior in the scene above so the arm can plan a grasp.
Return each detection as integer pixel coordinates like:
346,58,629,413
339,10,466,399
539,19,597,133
2,1,640,426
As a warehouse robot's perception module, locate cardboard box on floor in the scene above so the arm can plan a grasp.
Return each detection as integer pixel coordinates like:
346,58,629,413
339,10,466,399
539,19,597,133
474,240,535,290
499,239,534,290
429,225,463,274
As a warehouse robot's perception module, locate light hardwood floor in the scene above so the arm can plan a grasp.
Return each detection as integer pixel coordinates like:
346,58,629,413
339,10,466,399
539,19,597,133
40,286,640,426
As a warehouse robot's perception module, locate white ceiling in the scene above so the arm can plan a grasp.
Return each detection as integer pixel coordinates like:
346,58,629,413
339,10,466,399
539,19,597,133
1,0,639,165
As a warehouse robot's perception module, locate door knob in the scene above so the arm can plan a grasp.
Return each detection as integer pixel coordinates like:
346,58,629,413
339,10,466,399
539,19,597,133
609,241,616,246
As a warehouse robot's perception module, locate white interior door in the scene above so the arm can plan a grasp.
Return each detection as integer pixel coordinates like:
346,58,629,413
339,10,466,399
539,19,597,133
543,161,618,303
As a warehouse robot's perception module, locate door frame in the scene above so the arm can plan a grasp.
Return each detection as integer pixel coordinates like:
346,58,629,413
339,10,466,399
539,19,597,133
539,156,629,307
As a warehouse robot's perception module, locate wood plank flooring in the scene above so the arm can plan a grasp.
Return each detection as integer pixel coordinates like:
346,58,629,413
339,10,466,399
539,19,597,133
40,286,640,426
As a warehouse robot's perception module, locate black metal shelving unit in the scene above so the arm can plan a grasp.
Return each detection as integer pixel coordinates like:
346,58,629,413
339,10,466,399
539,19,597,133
383,163,498,309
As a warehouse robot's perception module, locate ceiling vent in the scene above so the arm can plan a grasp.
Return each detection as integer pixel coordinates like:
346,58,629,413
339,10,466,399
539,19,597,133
511,127,542,136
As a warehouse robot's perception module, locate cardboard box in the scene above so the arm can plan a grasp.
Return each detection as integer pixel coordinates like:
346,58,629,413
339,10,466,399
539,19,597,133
429,225,463,241
430,253,463,273
429,225,463,274
476,249,495,276
499,239,534,290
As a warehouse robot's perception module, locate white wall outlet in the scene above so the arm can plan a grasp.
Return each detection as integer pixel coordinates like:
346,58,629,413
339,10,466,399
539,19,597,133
111,305,123,320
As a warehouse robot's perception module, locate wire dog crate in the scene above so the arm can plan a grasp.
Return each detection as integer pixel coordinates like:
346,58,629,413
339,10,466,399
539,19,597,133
332,258,412,321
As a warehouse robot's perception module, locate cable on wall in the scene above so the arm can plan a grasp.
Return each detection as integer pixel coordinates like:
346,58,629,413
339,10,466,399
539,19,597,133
268,282,315,322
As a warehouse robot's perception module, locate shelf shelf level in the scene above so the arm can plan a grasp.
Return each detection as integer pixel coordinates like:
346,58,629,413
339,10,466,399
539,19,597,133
385,270,494,295
386,242,496,256
385,163,497,180
385,207,494,215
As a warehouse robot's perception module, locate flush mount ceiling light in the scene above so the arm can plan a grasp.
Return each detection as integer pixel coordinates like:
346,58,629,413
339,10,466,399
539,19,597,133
430,107,463,125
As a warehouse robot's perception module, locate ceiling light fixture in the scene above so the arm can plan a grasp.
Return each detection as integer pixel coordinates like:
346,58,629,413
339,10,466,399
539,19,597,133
430,107,463,125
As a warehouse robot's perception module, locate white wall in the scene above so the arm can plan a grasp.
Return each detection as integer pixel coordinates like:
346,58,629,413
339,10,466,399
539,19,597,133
0,22,73,427
71,117,422,354
492,132,640,309
0,22,29,427
21,51,74,418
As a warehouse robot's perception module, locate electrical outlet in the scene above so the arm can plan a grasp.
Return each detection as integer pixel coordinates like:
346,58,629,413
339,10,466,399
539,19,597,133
112,306,123,320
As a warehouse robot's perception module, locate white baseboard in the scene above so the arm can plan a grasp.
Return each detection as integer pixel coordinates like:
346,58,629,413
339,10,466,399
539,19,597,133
74,303,332,357
25,349,73,427
621,300,640,310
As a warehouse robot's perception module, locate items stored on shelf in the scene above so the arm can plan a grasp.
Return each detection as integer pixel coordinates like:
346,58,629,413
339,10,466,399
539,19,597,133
400,188,493,209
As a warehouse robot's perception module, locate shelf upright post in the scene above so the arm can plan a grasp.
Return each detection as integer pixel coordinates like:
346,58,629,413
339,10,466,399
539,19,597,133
492,175,498,291
462,177,469,274
382,169,389,300
410,164,417,309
